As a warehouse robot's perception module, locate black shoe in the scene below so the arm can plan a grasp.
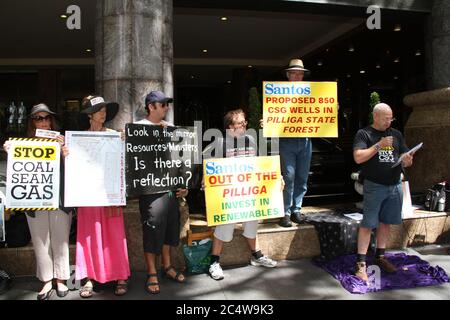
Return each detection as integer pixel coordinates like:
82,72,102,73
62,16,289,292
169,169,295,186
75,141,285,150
278,215,292,228
37,289,53,300
291,212,305,224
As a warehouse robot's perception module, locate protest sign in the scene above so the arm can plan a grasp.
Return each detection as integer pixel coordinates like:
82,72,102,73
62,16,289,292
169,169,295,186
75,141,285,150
204,155,284,226
0,198,4,242
263,81,338,138
6,139,60,210
64,131,126,207
125,123,200,196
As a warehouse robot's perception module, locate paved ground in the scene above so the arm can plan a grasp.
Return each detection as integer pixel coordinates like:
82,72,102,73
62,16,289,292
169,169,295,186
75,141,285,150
1,247,450,301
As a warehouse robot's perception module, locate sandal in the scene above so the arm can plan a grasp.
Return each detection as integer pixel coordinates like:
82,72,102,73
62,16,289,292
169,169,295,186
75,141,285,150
79,282,93,298
163,265,186,283
145,274,160,294
114,280,128,296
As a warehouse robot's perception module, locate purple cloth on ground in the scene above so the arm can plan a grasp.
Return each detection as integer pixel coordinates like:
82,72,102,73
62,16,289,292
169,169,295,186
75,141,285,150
314,253,450,294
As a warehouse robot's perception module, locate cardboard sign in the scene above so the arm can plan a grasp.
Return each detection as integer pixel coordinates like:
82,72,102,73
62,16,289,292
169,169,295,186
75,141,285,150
125,123,200,196
6,139,60,210
204,155,284,226
263,81,338,138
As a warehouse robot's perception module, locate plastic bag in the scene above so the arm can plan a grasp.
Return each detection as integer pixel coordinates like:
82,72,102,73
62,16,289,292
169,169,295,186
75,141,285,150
182,238,212,275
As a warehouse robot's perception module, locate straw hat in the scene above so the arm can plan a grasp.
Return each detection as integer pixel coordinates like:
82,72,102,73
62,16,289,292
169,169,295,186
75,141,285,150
285,59,310,72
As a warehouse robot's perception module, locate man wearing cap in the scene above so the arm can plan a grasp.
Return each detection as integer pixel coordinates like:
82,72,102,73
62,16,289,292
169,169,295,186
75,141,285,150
135,91,188,294
278,59,312,228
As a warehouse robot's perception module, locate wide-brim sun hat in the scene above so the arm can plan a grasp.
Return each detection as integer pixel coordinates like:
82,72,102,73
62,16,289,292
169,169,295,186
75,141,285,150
81,95,119,121
78,95,119,129
285,58,310,73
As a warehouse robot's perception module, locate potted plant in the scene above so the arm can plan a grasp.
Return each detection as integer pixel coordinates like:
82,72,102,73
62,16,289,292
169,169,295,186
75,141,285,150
368,91,380,124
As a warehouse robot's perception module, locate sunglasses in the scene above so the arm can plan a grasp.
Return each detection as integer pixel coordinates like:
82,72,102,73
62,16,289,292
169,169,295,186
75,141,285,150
32,115,52,122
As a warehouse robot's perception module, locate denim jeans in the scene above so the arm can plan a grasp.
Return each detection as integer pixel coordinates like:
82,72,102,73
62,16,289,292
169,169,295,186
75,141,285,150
279,138,312,216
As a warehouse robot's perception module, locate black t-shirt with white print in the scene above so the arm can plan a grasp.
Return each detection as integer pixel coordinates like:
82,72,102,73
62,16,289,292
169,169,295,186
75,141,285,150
353,126,408,186
203,133,257,159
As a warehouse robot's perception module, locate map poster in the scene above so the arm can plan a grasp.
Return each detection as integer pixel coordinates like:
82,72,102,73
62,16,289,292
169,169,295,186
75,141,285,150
64,131,126,207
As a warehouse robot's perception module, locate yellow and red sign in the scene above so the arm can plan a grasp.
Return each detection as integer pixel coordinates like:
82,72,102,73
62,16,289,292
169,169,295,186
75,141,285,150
203,156,284,226
263,81,338,138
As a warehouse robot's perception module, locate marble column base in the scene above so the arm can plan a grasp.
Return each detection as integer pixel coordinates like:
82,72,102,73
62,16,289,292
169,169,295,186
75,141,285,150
404,87,450,192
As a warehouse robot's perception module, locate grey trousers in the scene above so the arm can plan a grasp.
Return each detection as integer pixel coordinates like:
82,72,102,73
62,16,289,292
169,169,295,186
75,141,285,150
26,210,72,282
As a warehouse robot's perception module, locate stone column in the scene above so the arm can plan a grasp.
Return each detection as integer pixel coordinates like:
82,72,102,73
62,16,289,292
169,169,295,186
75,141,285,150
404,1,450,193
426,0,450,90
96,0,185,272
403,88,450,193
95,0,174,129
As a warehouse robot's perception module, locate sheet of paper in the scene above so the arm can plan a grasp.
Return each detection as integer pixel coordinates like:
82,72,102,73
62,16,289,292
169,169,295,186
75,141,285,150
391,142,423,168
343,213,363,221
35,129,60,139
64,131,126,207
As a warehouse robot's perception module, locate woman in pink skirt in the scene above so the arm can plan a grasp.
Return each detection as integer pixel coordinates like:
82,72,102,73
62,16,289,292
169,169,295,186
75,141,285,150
70,95,130,298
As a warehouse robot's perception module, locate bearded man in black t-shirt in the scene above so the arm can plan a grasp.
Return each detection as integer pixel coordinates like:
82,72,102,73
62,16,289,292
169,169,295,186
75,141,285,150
352,103,414,282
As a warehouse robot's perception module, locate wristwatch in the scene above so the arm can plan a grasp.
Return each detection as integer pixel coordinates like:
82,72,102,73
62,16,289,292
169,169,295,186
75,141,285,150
374,143,381,152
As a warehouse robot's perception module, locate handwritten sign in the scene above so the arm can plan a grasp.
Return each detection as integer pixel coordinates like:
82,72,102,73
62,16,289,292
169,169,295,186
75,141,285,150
125,123,200,196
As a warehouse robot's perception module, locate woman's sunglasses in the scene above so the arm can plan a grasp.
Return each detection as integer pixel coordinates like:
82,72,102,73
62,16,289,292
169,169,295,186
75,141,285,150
32,115,52,122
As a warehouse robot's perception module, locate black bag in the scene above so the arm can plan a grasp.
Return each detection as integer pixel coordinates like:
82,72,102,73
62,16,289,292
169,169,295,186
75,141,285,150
424,182,447,212
0,211,31,248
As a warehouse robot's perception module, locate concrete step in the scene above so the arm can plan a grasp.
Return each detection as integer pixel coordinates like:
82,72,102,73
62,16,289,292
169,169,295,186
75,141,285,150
2,203,450,276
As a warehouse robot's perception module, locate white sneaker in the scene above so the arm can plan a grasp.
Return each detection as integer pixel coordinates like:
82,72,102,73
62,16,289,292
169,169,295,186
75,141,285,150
209,262,224,280
250,255,278,268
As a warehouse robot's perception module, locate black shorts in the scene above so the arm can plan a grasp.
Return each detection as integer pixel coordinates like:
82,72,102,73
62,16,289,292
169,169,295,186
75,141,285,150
139,192,180,254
